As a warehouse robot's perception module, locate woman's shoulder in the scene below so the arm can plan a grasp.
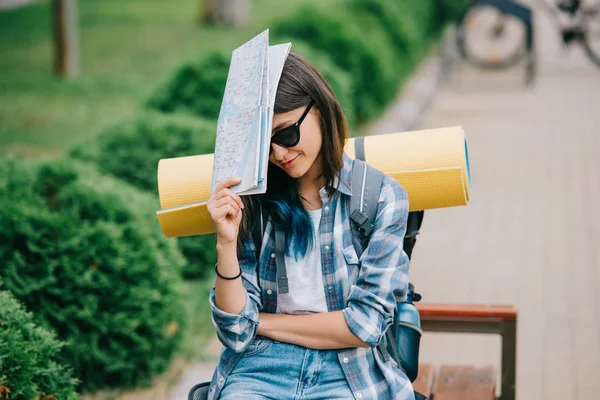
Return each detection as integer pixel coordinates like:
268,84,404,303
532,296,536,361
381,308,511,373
380,175,409,205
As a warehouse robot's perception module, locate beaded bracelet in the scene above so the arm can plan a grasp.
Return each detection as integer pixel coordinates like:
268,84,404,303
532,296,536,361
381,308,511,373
214,263,242,280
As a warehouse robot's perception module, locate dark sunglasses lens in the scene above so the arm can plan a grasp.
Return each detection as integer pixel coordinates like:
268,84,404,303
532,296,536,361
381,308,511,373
272,126,299,147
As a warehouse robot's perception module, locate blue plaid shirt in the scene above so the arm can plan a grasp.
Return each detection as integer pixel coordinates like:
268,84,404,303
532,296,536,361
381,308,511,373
208,154,414,400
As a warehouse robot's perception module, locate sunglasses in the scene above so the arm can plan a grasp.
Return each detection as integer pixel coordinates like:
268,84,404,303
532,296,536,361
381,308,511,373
270,101,314,154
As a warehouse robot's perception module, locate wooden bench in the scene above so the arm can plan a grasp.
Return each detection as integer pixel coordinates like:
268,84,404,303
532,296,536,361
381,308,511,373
413,304,518,400
414,363,497,399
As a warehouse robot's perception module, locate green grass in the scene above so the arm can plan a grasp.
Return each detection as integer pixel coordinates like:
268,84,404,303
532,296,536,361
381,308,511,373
0,0,325,155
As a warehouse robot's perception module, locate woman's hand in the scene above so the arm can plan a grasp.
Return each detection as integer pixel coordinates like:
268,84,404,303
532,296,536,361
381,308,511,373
206,177,245,245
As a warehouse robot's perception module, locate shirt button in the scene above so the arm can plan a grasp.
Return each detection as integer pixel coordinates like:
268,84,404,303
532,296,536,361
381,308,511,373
267,289,272,295
328,286,333,290
356,393,362,398
271,252,276,259
343,357,349,363
324,245,329,251
324,206,329,212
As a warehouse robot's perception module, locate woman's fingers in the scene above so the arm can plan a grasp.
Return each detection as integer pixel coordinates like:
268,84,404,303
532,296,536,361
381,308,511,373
210,178,244,214
209,197,242,221
212,188,244,210
214,177,242,194
215,197,240,214
212,204,240,223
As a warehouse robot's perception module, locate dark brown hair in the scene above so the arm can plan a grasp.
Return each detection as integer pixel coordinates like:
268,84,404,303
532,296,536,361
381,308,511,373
273,51,348,185
239,51,349,253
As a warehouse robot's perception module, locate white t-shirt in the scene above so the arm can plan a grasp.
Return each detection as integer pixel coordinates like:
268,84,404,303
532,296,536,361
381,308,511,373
276,208,329,315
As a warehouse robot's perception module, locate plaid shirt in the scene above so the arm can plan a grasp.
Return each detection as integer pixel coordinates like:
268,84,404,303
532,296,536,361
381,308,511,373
208,154,414,400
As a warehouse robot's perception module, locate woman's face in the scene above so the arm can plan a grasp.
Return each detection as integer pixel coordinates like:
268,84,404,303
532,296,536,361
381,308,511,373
269,104,322,179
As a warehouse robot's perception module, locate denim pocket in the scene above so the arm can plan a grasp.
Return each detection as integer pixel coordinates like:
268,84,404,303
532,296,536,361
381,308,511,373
240,337,272,357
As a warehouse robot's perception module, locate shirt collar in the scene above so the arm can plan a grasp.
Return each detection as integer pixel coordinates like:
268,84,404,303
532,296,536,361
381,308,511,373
325,153,353,197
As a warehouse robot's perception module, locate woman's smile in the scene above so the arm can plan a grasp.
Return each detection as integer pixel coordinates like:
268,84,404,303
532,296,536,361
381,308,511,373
282,154,299,169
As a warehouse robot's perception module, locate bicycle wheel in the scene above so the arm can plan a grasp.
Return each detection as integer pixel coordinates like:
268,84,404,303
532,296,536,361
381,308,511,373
457,4,527,69
582,8,600,67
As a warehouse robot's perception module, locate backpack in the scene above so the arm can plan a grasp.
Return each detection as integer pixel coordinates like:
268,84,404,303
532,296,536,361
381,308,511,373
253,137,425,384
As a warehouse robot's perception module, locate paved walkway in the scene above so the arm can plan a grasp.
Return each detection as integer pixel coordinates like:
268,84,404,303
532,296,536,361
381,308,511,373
410,5,600,400
169,4,600,399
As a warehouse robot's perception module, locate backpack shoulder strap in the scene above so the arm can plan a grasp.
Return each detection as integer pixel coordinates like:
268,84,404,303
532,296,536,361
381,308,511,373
350,153,384,258
253,203,289,294
252,203,267,255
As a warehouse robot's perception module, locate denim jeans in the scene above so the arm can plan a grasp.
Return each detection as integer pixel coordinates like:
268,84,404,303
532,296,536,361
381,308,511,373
219,337,355,400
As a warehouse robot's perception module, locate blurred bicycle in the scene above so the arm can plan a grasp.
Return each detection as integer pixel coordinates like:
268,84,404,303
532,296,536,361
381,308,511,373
541,0,600,66
456,0,535,84
457,0,600,85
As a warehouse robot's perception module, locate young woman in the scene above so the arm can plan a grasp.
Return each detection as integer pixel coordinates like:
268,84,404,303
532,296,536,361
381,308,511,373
206,51,413,400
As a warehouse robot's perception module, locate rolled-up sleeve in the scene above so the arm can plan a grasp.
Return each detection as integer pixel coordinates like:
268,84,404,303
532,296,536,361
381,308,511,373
343,177,410,347
209,236,262,352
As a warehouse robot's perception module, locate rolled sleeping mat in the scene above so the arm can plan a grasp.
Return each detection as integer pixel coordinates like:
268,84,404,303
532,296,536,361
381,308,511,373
156,125,471,238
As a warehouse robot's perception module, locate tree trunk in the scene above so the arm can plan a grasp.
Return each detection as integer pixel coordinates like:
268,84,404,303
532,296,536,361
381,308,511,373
201,0,217,24
53,0,80,78
201,0,250,27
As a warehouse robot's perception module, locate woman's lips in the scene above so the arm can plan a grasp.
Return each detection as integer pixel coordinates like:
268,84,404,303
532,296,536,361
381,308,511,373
282,155,298,169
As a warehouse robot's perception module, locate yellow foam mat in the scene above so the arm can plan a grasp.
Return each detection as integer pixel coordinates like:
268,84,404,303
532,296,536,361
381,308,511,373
158,154,214,210
157,125,471,238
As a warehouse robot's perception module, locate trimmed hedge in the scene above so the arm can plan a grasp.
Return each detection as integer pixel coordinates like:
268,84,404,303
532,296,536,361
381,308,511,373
146,52,230,120
0,157,186,392
347,0,429,68
0,287,79,400
70,113,219,279
70,112,217,192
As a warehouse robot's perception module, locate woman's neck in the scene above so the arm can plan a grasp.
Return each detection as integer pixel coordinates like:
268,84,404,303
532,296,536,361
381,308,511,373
299,158,326,211
299,182,323,211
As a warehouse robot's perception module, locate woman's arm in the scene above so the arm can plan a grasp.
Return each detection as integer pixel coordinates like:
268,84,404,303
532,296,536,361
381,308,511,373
209,243,262,353
258,177,410,350
257,311,369,349
214,241,246,314
207,178,262,352
342,178,410,347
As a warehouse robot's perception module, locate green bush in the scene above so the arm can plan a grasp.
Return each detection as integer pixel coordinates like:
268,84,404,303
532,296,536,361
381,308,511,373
0,287,79,400
146,52,230,120
176,234,217,280
272,7,398,123
70,113,218,280
348,0,413,51
0,157,186,392
70,112,217,193
347,0,428,68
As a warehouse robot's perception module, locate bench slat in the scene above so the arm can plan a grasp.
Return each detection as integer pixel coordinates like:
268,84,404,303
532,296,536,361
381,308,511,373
417,304,517,320
412,363,437,397
432,365,496,400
